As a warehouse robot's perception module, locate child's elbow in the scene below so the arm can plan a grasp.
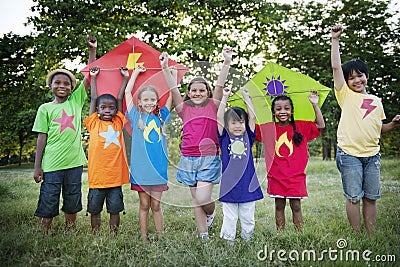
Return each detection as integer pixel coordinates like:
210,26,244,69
317,123,326,130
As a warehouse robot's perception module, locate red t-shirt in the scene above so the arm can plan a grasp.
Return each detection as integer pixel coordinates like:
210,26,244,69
259,121,320,198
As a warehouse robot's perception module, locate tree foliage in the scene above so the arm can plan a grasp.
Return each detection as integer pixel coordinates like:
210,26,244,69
0,0,399,163
0,34,42,164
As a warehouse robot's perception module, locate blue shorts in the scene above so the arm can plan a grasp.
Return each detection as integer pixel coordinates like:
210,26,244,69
34,166,83,218
176,155,221,186
87,187,124,215
336,147,381,203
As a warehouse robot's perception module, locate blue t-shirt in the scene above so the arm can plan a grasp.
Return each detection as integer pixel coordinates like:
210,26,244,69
126,106,171,185
218,126,263,203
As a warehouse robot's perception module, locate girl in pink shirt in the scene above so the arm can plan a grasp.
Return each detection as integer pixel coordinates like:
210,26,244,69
161,47,232,239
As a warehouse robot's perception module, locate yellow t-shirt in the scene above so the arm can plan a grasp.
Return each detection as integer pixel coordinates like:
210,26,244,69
84,111,129,188
335,83,385,157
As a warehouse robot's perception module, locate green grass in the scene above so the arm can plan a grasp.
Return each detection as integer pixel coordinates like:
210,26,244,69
0,158,399,266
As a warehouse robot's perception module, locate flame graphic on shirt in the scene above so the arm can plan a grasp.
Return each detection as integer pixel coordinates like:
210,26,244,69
275,132,293,157
143,120,161,143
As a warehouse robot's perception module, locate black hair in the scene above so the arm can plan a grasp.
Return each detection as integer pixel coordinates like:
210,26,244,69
342,59,369,86
224,107,249,131
184,77,213,101
96,94,118,109
271,95,303,146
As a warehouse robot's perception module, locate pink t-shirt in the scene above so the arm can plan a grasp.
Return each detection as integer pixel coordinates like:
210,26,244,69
177,99,219,156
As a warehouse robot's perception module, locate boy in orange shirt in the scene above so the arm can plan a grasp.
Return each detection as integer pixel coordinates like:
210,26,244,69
84,66,130,234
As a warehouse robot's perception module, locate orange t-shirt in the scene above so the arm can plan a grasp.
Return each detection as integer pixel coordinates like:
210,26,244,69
84,111,129,188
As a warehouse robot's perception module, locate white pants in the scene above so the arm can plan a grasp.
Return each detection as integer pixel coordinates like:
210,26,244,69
220,201,255,241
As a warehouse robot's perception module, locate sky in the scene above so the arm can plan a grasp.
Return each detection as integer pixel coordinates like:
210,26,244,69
0,0,35,36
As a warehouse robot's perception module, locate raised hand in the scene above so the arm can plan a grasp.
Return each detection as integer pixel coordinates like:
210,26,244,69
222,46,233,64
160,52,169,69
134,65,147,74
331,25,343,40
86,36,97,49
308,90,320,105
90,66,100,77
222,87,231,97
120,67,129,78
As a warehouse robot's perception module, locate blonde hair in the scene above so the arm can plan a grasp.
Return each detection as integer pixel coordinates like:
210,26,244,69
137,86,166,135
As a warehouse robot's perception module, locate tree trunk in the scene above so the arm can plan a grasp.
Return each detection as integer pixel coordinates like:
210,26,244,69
322,137,331,161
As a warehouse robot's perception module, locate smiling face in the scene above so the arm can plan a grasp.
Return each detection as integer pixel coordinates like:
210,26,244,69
50,73,73,102
273,99,293,125
138,89,158,114
187,82,210,107
347,70,368,94
97,97,118,121
227,118,246,137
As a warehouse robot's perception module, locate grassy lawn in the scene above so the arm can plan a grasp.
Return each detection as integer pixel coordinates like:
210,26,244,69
0,158,399,266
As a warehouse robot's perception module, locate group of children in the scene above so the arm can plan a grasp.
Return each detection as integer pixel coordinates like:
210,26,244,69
33,25,399,241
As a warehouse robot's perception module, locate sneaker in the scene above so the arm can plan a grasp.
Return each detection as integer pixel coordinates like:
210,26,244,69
199,232,209,240
206,210,216,228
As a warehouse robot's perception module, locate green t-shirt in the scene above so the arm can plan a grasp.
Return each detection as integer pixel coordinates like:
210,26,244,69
32,82,88,172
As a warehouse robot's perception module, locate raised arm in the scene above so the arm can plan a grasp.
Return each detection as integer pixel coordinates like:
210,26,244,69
381,114,400,134
309,90,325,129
84,36,97,90
164,66,177,111
213,46,232,104
331,25,345,91
89,67,100,115
217,87,231,135
160,52,182,112
125,66,146,112
241,87,256,131
118,67,129,112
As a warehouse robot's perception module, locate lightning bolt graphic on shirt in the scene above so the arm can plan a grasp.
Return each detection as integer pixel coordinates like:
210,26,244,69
360,99,377,119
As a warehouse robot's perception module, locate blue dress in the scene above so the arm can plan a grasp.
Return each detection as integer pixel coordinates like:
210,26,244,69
218,126,264,203
126,106,171,185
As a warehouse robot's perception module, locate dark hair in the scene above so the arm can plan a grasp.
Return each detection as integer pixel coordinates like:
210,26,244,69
224,107,249,131
271,95,303,146
184,77,213,101
96,94,118,109
342,59,369,85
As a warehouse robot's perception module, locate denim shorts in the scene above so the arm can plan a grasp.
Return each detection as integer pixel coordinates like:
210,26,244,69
34,166,83,218
176,155,221,186
336,147,381,203
87,187,124,215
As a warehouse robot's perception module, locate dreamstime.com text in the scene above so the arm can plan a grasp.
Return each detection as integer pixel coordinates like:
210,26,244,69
257,239,396,264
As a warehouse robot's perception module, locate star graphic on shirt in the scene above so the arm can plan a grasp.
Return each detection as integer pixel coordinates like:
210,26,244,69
99,125,120,149
52,109,75,134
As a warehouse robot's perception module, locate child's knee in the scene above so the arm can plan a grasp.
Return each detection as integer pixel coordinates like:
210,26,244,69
290,200,301,212
275,199,286,211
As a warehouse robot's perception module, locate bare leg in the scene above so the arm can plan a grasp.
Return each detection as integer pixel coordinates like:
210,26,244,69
138,192,151,241
91,213,101,234
64,213,77,232
346,199,361,233
150,191,163,236
275,198,286,230
40,217,53,235
362,198,376,234
109,214,120,235
190,182,214,235
289,199,303,231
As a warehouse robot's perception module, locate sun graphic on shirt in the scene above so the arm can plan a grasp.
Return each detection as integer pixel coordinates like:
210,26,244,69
263,75,289,99
228,137,247,159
